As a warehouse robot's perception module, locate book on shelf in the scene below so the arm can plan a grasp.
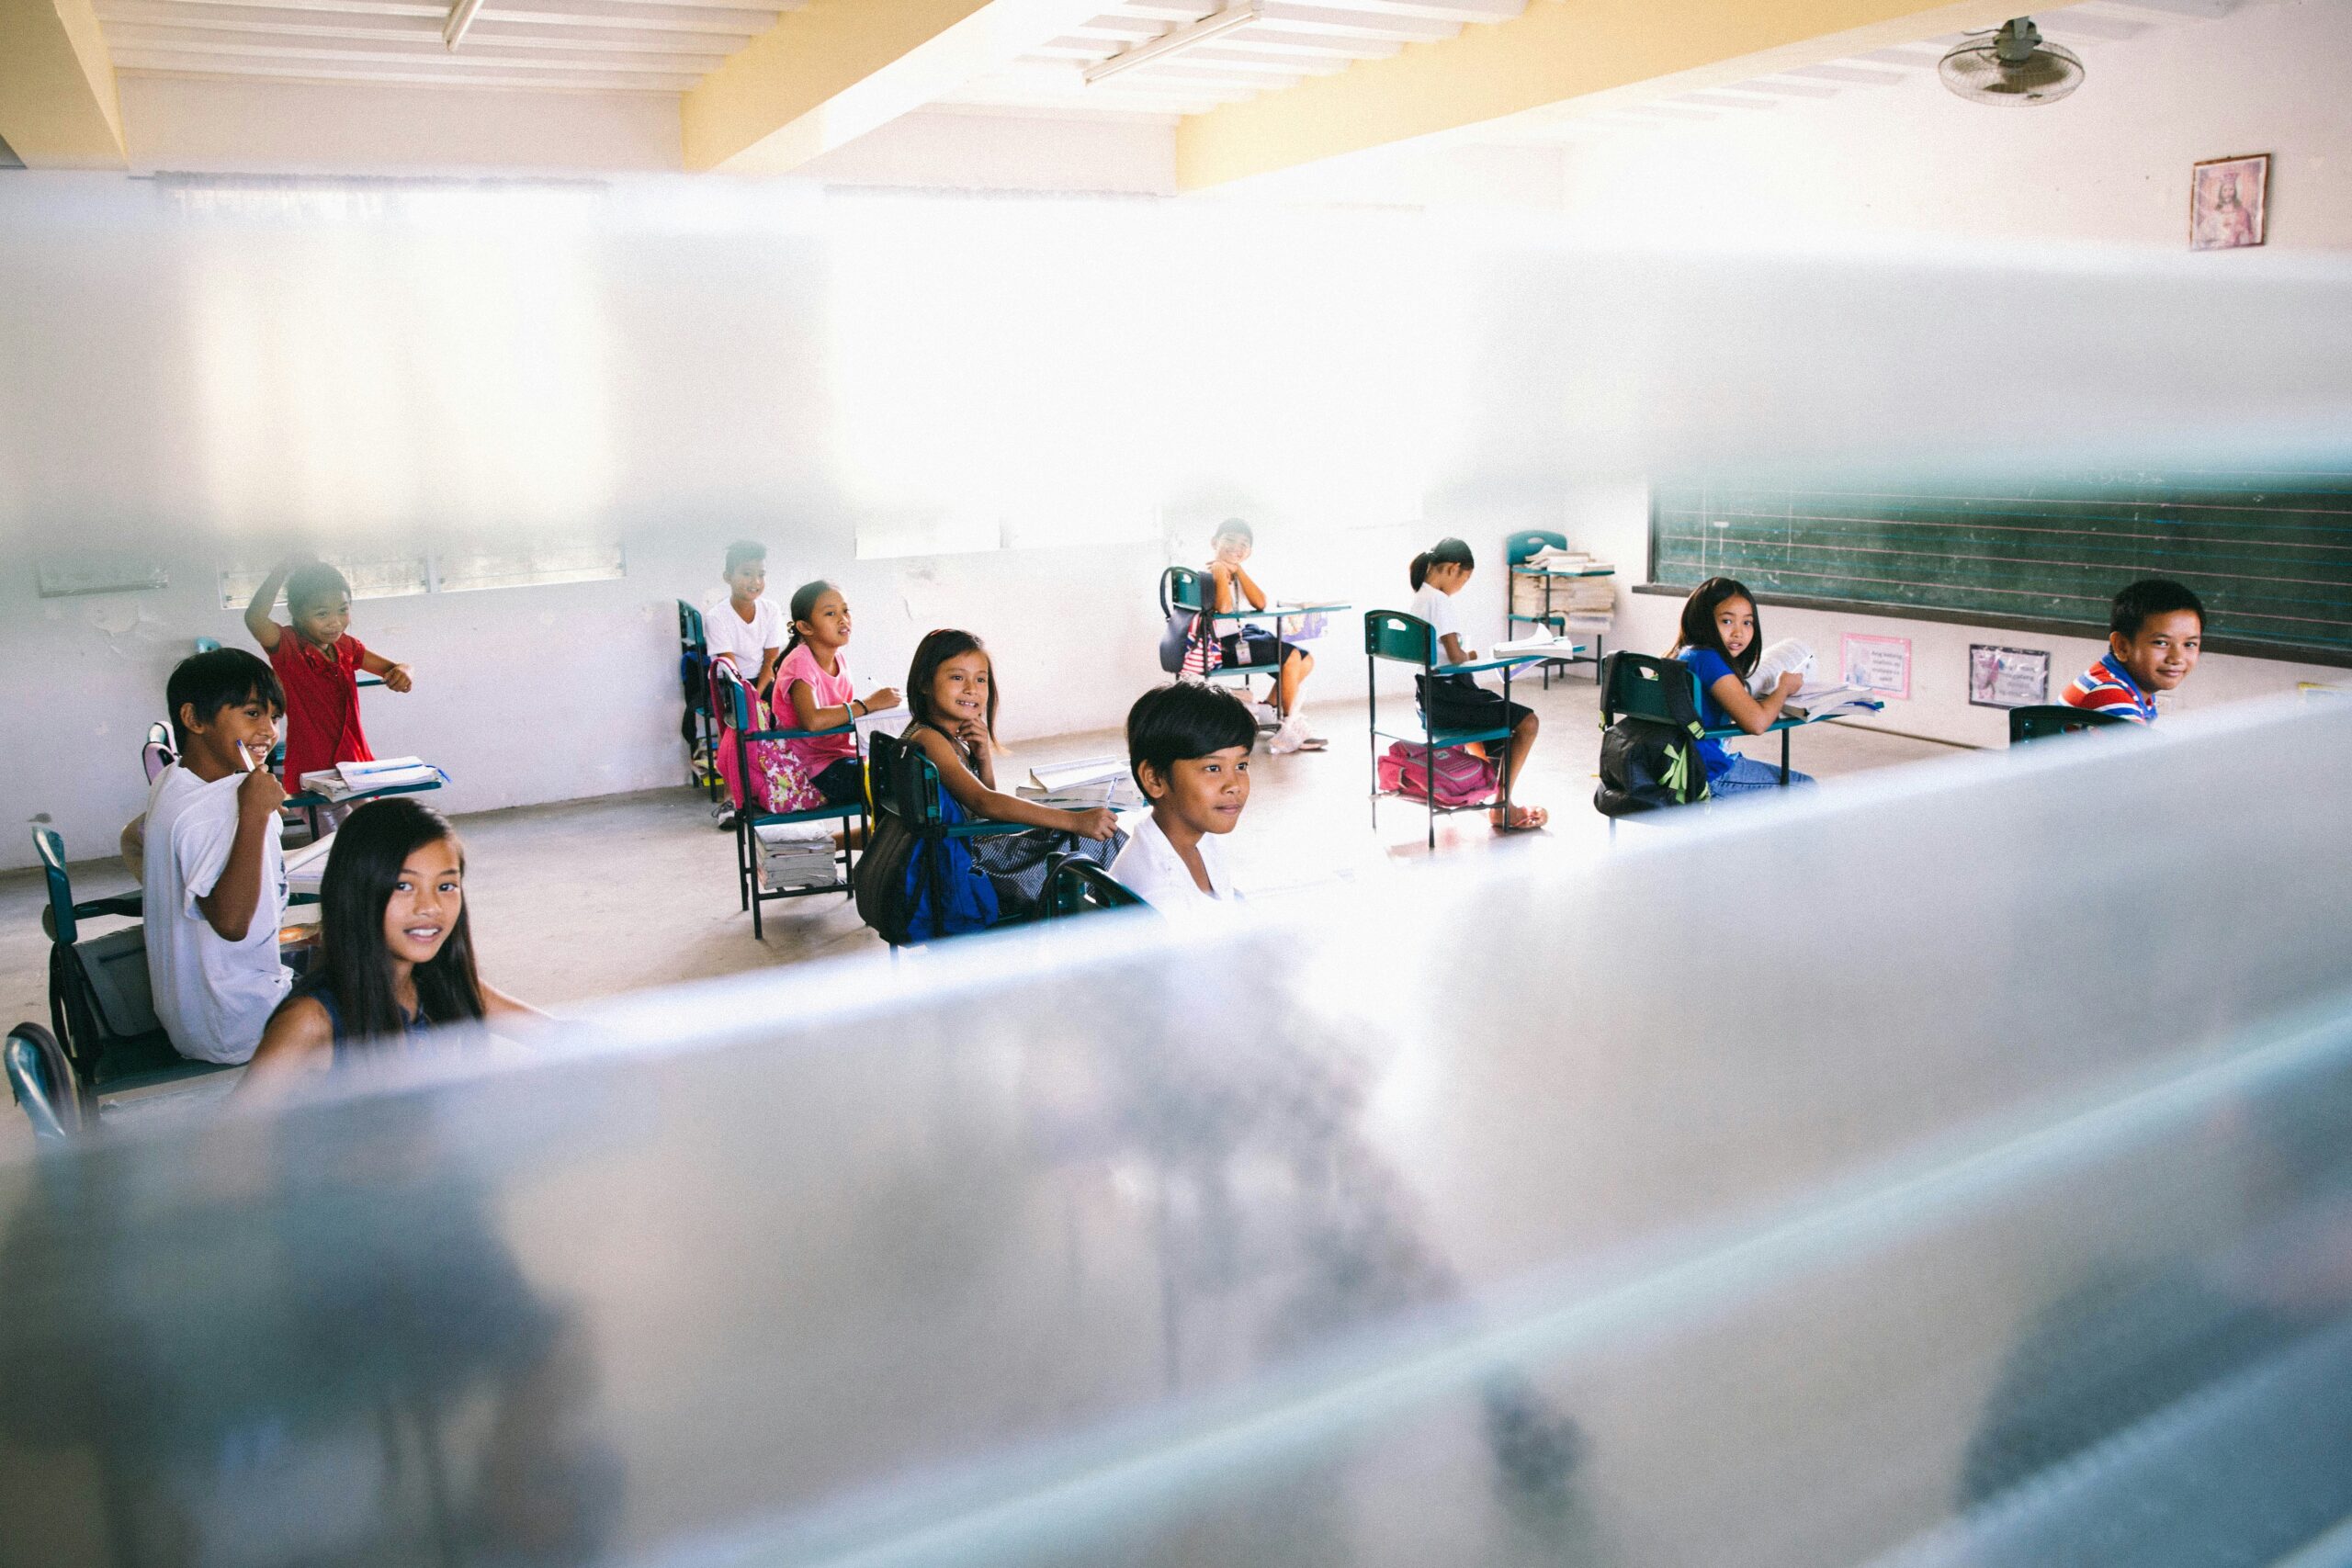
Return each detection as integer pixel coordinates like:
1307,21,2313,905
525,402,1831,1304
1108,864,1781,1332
1785,685,1885,721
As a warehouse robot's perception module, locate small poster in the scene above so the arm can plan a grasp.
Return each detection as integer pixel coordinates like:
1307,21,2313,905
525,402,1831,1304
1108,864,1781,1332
1969,644,2052,709
1841,633,1911,700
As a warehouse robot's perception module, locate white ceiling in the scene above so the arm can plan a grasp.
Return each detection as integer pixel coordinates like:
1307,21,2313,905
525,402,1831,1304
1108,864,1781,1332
101,0,796,94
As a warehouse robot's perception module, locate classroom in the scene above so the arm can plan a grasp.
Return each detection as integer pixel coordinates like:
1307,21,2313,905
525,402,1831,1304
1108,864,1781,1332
2,0,2349,1561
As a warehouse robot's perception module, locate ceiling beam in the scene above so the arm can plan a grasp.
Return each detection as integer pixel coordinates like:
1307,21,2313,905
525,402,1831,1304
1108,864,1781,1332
681,0,1106,173
1171,0,2025,190
0,0,128,165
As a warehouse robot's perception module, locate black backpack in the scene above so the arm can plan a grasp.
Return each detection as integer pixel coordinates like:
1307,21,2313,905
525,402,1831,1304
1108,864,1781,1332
1594,653,1713,818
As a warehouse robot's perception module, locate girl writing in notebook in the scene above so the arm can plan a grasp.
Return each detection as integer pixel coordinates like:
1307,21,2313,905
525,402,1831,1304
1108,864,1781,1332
1668,576,1814,795
1408,537,1546,831
899,628,1123,917
1206,518,1324,754
239,797,544,1097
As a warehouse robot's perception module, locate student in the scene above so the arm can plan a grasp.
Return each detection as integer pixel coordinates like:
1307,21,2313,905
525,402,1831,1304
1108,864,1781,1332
1206,518,1324,754
2063,579,2204,723
764,580,899,813
244,554,413,792
1114,682,1254,918
1668,576,1815,796
704,540,784,702
239,797,544,1098
144,649,293,1065
1408,537,1547,830
899,628,1123,916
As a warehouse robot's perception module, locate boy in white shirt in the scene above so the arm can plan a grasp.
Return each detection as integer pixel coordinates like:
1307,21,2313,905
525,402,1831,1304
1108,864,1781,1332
704,539,785,699
1113,683,1255,919
145,649,293,1065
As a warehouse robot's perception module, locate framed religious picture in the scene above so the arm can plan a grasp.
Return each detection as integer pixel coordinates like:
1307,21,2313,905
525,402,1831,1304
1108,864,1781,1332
2190,153,2268,252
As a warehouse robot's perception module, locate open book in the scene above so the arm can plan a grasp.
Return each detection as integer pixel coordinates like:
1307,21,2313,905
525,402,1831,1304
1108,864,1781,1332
1493,632,1582,658
297,756,444,799
1784,685,1885,722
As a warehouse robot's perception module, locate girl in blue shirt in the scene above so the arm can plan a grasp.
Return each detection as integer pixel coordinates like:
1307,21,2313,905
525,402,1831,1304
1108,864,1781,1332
1668,577,1815,795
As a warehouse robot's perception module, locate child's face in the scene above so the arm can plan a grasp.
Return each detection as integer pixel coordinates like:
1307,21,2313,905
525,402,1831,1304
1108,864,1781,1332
797,590,852,649
726,558,767,602
1428,561,1472,593
1145,746,1251,837
292,593,351,649
382,835,464,969
183,693,281,774
931,650,991,728
1713,596,1758,659
1214,532,1252,565
2114,608,2202,692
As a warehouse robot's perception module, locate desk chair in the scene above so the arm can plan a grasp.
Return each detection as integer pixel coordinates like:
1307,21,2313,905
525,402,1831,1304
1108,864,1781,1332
1594,653,1713,822
864,730,1031,948
6,1022,84,1140
36,828,236,1107
1364,609,1515,851
2009,705,2132,744
1159,567,1272,716
678,600,722,800
1041,854,1148,919
714,667,865,940
1503,529,1606,691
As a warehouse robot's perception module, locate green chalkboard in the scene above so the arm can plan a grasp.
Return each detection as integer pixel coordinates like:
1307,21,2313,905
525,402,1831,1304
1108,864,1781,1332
1647,471,2352,667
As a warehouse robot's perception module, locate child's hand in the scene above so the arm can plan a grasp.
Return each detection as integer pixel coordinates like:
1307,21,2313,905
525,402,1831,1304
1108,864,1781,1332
1068,807,1118,841
865,686,900,713
1777,671,1804,695
238,764,288,819
383,663,413,693
956,716,990,752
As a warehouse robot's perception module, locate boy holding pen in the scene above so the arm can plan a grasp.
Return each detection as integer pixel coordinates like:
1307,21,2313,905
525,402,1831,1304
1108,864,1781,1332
144,649,295,1065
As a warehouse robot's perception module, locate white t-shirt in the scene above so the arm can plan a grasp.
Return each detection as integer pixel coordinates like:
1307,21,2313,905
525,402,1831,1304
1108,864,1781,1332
703,595,784,686
1409,581,1467,660
1112,812,1240,922
142,764,291,1065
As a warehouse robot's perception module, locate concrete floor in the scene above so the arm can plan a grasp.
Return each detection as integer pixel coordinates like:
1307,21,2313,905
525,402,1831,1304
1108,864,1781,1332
0,672,1959,1156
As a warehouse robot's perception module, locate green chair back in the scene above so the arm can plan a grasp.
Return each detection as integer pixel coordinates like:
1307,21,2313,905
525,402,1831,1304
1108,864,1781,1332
866,730,928,828
677,600,707,655
34,827,78,946
1160,566,1207,618
1043,856,1148,919
1599,651,1705,733
6,1024,81,1139
1363,609,1436,668
2009,705,2132,744
1505,529,1566,567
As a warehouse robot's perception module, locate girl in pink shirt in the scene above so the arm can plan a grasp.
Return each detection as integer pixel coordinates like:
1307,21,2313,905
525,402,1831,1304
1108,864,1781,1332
748,581,899,813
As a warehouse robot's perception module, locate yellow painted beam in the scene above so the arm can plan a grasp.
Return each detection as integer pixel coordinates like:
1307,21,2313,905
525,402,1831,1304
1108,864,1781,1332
1174,0,2022,191
0,0,125,167
684,0,1105,174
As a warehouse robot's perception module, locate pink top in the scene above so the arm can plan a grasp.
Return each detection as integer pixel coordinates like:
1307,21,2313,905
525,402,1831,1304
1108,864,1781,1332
775,642,859,770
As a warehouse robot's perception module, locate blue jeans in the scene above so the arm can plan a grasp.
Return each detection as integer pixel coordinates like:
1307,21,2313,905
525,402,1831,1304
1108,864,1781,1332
1709,752,1815,795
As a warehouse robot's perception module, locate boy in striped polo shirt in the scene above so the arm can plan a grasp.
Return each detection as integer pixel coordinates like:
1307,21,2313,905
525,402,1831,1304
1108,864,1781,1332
2064,579,2206,723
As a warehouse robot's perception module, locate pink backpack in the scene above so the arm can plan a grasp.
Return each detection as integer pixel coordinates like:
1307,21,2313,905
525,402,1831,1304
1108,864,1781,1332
1378,741,1499,808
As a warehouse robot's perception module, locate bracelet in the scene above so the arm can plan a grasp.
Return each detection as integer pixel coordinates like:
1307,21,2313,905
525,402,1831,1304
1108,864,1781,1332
852,700,865,718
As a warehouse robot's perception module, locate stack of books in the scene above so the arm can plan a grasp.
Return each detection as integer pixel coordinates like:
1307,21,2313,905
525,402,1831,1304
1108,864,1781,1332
754,821,840,890
1510,548,1617,637
296,756,444,800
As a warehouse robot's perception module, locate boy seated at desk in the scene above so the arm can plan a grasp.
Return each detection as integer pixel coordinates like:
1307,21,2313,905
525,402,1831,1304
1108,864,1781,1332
2064,579,2204,724
1114,682,1255,919
144,649,294,1065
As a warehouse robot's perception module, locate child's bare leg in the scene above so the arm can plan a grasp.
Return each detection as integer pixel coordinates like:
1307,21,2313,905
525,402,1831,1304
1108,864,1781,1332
1490,712,1547,830
1279,648,1314,714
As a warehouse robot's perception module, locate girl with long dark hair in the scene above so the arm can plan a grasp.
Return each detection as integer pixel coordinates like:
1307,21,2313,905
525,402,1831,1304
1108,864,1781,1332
1407,537,1547,831
1667,576,1814,795
898,628,1123,918
240,798,543,1094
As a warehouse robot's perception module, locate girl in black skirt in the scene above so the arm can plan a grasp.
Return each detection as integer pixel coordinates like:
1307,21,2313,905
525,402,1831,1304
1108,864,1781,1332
1408,538,1546,831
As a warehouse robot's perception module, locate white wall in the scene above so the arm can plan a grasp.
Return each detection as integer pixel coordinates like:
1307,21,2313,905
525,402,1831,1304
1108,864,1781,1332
793,107,1177,195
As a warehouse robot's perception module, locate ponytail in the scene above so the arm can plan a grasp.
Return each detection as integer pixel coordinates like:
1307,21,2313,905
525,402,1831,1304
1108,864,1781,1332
782,579,836,657
1409,536,1475,591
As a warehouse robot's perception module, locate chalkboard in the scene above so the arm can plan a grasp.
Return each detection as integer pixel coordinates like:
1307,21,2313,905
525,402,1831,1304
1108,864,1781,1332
1647,471,2352,667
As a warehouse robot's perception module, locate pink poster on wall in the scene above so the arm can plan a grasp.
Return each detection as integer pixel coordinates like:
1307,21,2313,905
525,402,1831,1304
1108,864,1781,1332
1841,633,1912,700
